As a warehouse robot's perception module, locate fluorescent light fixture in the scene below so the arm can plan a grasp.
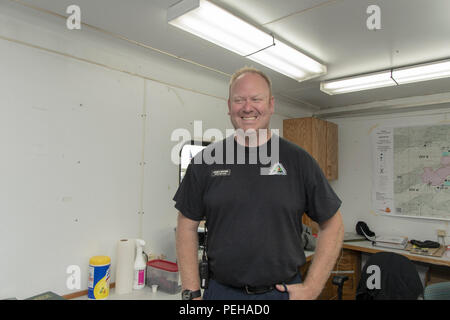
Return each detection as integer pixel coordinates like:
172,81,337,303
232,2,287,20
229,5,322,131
321,58,450,95
320,71,396,95
168,0,326,81
392,59,450,84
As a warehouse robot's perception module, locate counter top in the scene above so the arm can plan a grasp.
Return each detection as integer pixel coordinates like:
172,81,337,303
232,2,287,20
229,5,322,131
343,240,450,267
73,251,315,300
73,286,180,300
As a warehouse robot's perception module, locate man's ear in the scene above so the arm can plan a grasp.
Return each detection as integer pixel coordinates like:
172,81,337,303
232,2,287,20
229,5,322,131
227,99,231,115
269,96,275,114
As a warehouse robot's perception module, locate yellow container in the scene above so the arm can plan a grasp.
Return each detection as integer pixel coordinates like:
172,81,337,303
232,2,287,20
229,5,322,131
88,256,111,300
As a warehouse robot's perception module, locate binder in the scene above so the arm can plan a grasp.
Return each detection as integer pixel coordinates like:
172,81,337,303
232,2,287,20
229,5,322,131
372,236,408,250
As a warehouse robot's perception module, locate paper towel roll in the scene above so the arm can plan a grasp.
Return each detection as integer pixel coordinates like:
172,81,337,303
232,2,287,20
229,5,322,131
115,239,135,295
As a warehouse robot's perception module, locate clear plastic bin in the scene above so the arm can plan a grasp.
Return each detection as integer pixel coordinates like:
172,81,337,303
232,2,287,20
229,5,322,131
146,259,181,294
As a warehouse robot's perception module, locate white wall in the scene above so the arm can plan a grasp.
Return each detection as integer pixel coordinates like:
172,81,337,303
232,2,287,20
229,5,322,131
328,109,450,242
0,2,310,299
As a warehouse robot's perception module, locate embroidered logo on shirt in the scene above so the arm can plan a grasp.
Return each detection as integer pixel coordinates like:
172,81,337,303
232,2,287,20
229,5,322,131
268,162,287,175
211,169,231,177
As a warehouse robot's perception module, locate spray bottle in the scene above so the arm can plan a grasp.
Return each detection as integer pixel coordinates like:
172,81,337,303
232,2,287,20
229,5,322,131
133,239,146,290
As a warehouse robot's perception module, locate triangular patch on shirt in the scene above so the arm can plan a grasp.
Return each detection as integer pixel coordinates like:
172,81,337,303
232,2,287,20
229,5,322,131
268,162,287,175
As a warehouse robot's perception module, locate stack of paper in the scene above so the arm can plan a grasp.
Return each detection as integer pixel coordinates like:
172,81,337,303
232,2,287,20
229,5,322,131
344,232,366,242
372,235,408,250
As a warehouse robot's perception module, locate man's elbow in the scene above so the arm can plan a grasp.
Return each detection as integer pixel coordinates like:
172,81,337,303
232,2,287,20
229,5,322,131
320,210,344,235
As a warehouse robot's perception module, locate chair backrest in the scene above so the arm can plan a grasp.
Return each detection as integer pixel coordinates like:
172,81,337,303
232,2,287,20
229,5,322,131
424,282,450,300
356,252,423,300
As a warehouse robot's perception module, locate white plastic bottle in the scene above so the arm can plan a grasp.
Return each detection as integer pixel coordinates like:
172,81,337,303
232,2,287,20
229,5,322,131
133,239,146,290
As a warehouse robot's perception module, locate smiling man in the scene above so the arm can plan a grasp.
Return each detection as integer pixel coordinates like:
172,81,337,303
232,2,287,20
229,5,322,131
174,67,344,300
227,69,274,145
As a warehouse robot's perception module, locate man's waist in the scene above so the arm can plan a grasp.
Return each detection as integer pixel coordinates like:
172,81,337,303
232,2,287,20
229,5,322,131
211,272,300,294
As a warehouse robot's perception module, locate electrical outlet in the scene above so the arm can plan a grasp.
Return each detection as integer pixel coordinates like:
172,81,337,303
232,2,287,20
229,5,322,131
437,229,447,237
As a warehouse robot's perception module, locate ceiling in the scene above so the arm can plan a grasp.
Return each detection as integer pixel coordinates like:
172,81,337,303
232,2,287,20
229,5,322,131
10,0,450,116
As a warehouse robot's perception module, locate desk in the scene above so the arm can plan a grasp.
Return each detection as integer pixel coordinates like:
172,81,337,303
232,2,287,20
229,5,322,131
343,240,450,267
305,241,449,300
336,240,450,299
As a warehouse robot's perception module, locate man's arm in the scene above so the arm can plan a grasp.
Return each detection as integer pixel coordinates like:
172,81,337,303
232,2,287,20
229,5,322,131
276,210,344,299
176,211,202,299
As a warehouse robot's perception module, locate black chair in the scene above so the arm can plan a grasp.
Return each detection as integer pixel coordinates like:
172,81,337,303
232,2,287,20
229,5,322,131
332,275,349,300
333,252,423,300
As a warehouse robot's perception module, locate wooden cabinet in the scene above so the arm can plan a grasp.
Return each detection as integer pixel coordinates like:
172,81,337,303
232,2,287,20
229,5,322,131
323,249,361,300
283,117,339,234
301,249,361,300
286,117,344,299
283,117,338,181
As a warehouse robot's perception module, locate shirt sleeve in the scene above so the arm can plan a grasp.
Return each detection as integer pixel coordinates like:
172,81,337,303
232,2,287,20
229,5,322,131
302,154,342,224
173,162,205,221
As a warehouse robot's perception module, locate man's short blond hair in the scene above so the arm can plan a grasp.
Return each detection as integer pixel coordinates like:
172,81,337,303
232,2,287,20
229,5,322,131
228,67,272,98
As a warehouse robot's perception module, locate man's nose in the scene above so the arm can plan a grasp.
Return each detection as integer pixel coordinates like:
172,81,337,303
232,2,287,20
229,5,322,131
242,99,253,111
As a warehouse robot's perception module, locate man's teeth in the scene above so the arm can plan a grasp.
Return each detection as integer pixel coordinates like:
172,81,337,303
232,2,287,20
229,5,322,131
242,116,257,120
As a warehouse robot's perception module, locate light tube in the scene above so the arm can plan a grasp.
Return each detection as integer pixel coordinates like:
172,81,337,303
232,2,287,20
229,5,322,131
320,71,396,95
168,0,326,81
392,59,450,84
321,59,450,95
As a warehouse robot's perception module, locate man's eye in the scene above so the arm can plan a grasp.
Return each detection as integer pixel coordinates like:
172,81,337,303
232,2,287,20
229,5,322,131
252,98,262,102
234,98,244,104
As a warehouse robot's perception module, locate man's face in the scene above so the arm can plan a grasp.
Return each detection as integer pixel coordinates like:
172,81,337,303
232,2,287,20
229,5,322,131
228,72,274,133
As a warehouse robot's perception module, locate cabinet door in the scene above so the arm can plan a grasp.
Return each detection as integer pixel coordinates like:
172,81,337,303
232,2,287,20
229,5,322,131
326,121,338,180
284,117,336,233
283,117,313,155
335,249,361,300
317,249,361,300
312,118,327,175
283,117,338,180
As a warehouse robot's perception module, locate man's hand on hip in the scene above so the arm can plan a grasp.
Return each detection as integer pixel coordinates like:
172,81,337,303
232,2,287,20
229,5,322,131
275,283,319,300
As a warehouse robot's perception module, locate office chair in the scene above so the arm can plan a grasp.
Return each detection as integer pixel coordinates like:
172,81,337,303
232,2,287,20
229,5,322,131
357,252,423,299
424,282,450,300
332,275,349,300
333,252,423,300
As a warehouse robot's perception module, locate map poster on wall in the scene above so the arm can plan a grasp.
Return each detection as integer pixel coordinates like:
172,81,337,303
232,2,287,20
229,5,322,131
372,124,450,221
372,127,394,215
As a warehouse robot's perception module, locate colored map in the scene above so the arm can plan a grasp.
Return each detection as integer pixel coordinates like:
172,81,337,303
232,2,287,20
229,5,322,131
393,124,450,220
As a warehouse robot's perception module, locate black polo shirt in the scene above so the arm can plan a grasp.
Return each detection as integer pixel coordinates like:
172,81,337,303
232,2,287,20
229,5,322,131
173,134,341,287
